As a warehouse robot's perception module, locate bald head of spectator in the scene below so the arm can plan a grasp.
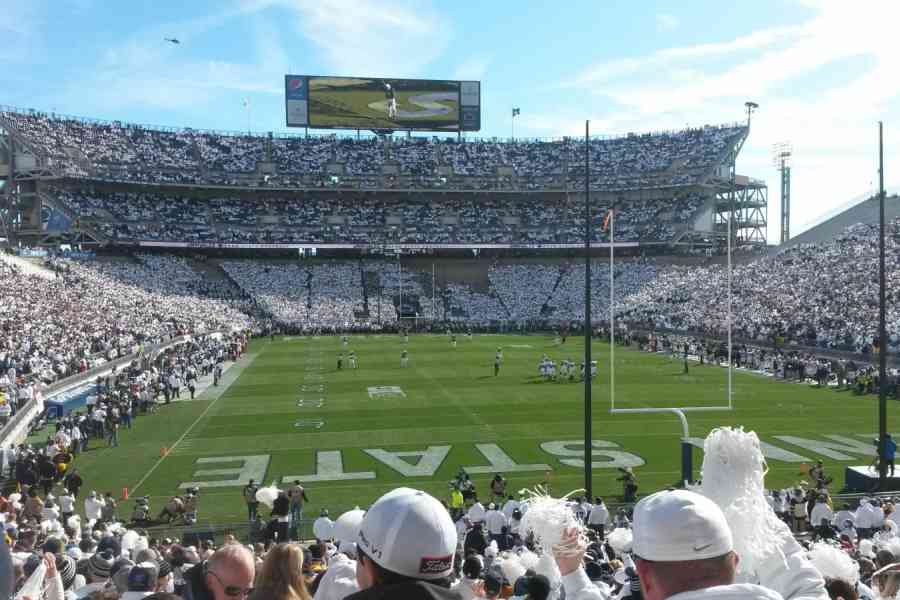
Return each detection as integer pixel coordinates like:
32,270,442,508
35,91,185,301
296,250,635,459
202,545,255,600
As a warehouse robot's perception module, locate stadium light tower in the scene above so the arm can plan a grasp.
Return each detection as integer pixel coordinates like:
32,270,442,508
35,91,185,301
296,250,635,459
745,101,758,126
511,107,521,141
772,143,792,244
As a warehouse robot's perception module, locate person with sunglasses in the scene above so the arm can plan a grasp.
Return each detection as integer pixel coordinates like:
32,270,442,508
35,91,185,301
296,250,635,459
182,544,255,600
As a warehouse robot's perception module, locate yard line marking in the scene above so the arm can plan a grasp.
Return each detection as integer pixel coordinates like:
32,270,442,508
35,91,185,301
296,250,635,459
129,349,262,495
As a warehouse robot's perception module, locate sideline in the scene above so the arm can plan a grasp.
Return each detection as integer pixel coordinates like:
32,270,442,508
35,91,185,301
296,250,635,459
129,347,263,495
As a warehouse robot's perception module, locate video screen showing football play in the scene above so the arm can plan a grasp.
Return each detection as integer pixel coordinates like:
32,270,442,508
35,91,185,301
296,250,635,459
285,75,481,131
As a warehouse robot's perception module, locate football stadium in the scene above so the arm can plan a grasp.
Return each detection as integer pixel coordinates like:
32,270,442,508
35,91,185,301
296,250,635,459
0,3,899,599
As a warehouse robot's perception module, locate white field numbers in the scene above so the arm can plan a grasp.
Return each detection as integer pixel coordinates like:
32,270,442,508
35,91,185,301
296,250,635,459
368,386,406,399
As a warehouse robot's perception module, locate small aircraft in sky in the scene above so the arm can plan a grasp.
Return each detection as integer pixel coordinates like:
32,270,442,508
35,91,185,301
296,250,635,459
164,38,181,45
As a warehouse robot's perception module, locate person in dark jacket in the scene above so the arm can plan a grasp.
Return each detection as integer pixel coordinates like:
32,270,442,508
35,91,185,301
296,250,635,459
346,488,463,600
270,491,290,543
495,525,515,552
64,469,83,498
181,545,255,600
464,522,488,557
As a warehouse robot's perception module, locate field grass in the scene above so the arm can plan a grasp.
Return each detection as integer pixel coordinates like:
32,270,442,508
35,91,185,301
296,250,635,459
61,334,895,528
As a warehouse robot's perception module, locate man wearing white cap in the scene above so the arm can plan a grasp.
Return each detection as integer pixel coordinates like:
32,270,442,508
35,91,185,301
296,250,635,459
315,507,365,600
556,490,785,600
347,487,461,600
484,503,507,542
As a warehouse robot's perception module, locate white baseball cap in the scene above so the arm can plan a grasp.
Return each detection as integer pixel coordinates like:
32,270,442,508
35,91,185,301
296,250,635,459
633,489,733,562
313,517,334,541
333,508,365,545
358,487,457,580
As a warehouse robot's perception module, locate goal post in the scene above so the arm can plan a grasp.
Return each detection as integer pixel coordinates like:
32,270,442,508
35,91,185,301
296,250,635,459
606,202,736,485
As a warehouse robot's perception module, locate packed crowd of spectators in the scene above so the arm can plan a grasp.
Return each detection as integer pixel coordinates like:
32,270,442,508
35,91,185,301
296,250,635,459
617,220,900,354
49,187,707,246
0,329,249,600
1,108,744,193
641,331,900,398
205,215,900,354
221,260,439,329
0,254,253,390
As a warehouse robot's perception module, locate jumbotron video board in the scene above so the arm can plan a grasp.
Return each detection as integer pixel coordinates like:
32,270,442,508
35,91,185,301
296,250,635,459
285,75,481,132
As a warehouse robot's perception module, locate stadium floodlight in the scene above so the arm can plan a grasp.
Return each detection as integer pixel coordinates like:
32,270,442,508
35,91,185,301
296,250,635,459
772,143,792,244
745,101,759,125
771,142,792,167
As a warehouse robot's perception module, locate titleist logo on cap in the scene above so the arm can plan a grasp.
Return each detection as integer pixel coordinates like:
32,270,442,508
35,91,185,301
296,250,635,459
419,555,452,574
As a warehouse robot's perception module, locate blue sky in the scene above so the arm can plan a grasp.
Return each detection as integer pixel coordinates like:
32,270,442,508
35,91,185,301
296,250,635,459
4,0,899,242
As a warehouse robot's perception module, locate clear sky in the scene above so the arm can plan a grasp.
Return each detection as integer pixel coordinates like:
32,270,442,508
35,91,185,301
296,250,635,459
4,0,899,242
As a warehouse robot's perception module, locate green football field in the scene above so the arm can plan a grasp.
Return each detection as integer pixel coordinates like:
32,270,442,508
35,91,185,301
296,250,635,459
60,334,894,529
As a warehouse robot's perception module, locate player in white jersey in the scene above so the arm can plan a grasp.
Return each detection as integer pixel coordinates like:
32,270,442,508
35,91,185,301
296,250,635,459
590,360,598,379
548,360,557,380
400,349,408,368
349,351,358,369
384,83,398,120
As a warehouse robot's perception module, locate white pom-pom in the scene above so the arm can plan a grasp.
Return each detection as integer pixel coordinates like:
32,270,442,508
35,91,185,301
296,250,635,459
518,549,540,571
519,491,584,554
807,542,859,585
859,539,875,558
695,427,792,577
497,552,526,584
881,537,900,559
607,527,633,556
485,540,499,558
121,530,139,553
255,484,280,508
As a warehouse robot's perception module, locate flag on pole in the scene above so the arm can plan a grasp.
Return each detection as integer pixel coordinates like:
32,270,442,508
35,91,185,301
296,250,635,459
512,107,520,117
242,98,250,109
601,208,615,232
